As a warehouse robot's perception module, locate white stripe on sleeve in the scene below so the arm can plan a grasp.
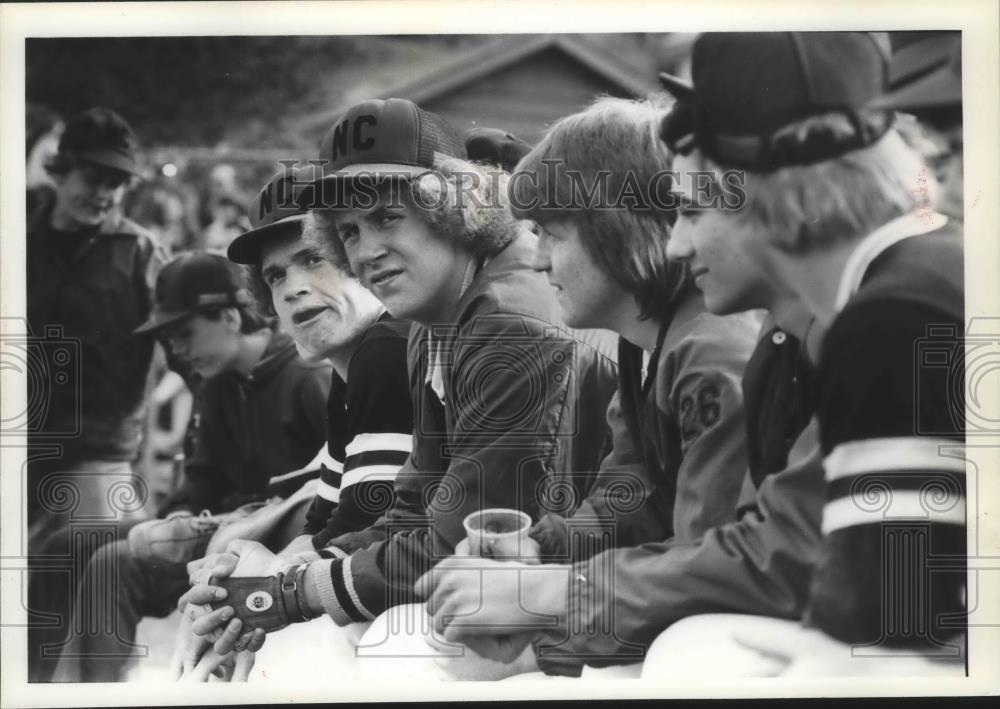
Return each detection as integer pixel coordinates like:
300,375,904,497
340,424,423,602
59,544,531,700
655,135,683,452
345,432,413,458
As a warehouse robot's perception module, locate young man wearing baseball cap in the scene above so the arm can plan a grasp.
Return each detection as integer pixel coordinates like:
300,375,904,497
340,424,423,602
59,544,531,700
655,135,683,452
166,166,417,681
25,107,168,682
52,251,333,682
226,165,414,555
180,98,619,680
645,31,965,675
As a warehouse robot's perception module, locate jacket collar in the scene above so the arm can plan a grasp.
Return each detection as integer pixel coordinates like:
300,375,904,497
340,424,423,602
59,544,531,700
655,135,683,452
834,210,948,315
444,227,538,324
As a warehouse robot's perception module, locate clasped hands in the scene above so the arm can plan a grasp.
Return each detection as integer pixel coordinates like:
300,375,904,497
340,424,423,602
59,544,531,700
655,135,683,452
172,535,567,682
173,539,318,681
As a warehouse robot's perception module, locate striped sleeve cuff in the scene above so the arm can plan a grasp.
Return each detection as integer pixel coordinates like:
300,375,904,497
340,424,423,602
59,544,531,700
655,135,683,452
342,433,411,490
317,546,348,559
311,556,378,626
822,436,966,535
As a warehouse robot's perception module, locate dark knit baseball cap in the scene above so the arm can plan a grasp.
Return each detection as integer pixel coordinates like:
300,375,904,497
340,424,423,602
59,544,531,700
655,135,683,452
59,107,142,177
135,252,252,334
313,98,466,190
659,32,893,172
227,163,323,265
464,127,533,173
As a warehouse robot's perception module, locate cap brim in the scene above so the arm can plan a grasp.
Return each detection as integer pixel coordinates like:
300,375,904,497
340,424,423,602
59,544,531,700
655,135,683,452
227,215,307,265
133,309,192,335
871,65,962,111
658,72,696,102
77,149,143,178
320,164,430,182
301,165,429,210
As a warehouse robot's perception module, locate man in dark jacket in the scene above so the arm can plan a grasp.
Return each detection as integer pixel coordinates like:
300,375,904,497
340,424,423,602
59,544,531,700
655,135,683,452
25,107,167,682
51,252,332,682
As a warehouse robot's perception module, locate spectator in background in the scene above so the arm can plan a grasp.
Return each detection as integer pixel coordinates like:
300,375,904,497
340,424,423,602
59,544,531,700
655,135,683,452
203,191,252,254
875,32,963,222
126,179,197,255
26,104,64,192
197,163,240,229
26,107,165,682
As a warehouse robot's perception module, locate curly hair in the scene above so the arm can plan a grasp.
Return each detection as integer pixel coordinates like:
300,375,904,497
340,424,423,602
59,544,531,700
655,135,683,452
307,158,520,277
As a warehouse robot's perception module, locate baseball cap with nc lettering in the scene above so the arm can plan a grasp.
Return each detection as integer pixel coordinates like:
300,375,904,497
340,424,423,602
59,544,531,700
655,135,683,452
313,98,467,190
227,163,323,265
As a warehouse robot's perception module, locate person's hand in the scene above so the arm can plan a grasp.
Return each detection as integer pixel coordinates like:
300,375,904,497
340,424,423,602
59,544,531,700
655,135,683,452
180,540,284,654
169,601,214,680
425,631,539,681
282,549,322,565
181,647,257,682
278,533,317,559
453,536,542,562
415,556,570,663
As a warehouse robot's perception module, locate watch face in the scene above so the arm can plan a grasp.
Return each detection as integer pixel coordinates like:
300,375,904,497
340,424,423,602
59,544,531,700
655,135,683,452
246,590,274,612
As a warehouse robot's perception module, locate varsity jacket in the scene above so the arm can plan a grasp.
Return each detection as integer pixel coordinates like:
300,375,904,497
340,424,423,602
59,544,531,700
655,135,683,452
26,187,167,465
161,332,332,515
310,230,619,624
534,322,821,676
529,289,760,562
288,314,414,547
806,213,966,648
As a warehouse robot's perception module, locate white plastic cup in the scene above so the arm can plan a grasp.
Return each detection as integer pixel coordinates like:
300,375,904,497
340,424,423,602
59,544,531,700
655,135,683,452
462,508,533,559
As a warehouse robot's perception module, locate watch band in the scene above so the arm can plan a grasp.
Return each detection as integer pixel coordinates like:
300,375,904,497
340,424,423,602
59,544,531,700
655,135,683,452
279,566,303,623
293,563,318,621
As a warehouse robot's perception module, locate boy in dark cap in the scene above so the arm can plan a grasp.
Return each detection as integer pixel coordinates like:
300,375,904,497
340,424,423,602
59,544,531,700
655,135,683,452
26,107,167,682
170,164,417,681
51,252,332,682
645,31,964,675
